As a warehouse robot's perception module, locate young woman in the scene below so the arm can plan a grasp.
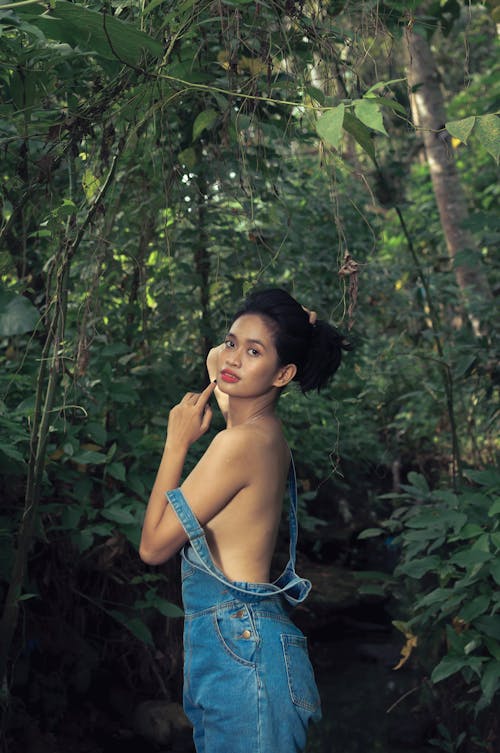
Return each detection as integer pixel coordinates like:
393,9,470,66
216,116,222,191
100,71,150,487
140,288,350,753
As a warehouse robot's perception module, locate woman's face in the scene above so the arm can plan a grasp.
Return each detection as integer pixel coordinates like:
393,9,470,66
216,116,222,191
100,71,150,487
216,314,286,397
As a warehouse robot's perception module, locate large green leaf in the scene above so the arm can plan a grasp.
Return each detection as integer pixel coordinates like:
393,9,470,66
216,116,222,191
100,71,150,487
16,0,162,65
108,609,154,647
71,449,107,465
446,116,476,144
459,595,491,623
316,104,345,150
101,507,136,525
480,660,500,705
342,112,376,161
474,113,500,164
192,109,218,141
353,99,388,135
432,655,485,686
0,291,39,336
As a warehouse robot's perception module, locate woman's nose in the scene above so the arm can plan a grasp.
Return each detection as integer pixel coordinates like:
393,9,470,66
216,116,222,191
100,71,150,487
225,347,241,366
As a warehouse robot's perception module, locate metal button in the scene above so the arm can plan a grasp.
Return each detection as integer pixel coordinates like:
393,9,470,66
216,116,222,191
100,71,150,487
241,629,252,639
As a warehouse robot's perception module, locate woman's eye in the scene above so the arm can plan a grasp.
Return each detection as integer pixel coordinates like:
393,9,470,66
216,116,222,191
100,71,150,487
248,348,260,356
224,339,234,348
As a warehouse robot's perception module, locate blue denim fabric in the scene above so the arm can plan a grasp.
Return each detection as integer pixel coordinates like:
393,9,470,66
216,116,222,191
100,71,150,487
166,459,321,753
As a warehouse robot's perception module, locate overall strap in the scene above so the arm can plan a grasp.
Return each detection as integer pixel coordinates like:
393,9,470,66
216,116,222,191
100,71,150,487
165,455,311,605
287,455,300,568
165,487,213,571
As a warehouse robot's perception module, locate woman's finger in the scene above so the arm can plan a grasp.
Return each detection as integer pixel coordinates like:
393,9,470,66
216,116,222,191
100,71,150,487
200,404,213,433
181,382,215,408
197,380,217,408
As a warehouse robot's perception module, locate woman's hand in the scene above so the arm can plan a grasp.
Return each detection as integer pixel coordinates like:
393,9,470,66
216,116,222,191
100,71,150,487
166,381,216,451
206,343,225,381
206,344,229,422
301,305,317,325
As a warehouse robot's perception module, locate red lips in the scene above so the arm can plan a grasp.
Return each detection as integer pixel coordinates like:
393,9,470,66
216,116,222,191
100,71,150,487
220,369,240,383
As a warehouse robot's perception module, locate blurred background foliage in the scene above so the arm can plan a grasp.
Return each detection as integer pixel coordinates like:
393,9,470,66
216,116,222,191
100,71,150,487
0,1,498,751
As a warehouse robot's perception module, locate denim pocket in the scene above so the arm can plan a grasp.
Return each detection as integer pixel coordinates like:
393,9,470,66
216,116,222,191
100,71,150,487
213,604,258,667
281,633,321,715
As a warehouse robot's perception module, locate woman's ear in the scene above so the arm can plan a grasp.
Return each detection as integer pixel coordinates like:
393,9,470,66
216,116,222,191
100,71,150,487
273,363,297,388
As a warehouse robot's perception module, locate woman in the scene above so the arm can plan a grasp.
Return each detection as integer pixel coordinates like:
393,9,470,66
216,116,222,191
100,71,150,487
140,288,350,753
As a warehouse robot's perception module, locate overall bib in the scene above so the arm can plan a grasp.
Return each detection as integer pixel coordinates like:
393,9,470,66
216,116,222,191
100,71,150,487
166,459,321,753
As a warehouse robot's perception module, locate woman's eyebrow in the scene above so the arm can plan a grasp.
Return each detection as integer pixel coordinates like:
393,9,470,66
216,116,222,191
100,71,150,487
226,333,266,348
247,338,266,348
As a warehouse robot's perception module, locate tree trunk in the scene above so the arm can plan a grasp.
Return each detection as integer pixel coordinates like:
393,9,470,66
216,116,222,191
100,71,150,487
405,25,492,334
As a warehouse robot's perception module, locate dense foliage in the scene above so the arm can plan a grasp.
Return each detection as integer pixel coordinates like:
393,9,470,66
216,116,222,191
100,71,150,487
0,1,498,751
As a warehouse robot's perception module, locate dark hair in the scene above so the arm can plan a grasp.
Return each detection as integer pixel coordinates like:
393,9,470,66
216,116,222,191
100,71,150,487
232,288,351,393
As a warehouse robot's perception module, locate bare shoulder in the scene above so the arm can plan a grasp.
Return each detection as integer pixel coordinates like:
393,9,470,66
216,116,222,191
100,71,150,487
209,419,289,470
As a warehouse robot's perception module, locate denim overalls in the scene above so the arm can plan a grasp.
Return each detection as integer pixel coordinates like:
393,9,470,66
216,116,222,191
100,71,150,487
166,459,321,753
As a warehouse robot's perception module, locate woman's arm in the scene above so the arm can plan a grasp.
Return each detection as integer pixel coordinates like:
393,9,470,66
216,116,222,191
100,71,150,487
206,344,229,423
139,381,216,563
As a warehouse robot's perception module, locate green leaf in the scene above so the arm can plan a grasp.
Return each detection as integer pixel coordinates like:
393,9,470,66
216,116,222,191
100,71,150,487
357,527,384,539
358,584,387,596
72,450,107,465
155,600,184,617
473,615,500,640
431,656,469,683
106,462,126,482
61,506,82,530
17,0,163,65
445,116,475,145
453,354,477,379
488,499,500,517
484,637,500,661
480,660,500,705
465,469,500,488
417,588,454,608
396,555,440,579
0,291,39,336
108,610,154,647
451,549,492,568
405,510,441,529
406,472,430,494
452,523,484,540
18,593,38,602
0,442,25,462
305,86,325,106
353,99,388,135
136,595,184,617
392,620,411,635
120,524,141,549
74,529,94,552
178,147,197,169
491,533,500,550
342,112,375,161
474,113,500,163
459,595,491,623
101,507,136,525
316,104,345,150
142,0,171,15
363,96,406,115
365,78,407,96
192,109,218,141
82,168,101,202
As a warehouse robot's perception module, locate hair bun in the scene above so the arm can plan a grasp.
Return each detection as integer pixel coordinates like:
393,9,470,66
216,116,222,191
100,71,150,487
299,319,351,393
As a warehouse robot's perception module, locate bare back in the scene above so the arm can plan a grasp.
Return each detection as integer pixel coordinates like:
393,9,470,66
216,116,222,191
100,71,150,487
186,417,291,583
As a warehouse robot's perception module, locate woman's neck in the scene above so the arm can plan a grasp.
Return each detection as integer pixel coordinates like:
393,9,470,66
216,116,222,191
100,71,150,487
226,392,278,428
